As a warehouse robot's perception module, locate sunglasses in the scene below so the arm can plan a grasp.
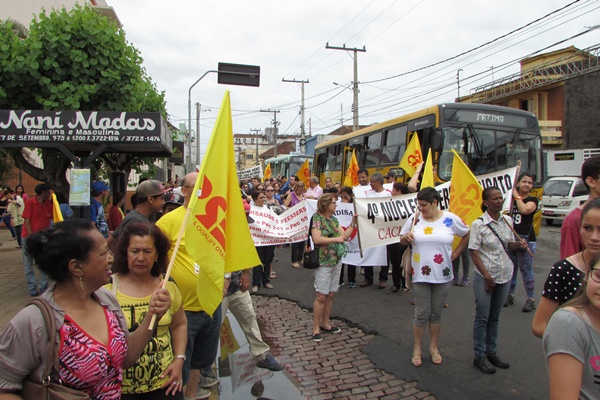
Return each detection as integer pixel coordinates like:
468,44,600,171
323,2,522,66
266,189,274,192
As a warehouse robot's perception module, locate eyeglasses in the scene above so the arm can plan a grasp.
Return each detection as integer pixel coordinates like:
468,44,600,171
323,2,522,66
256,187,264,191
590,267,600,283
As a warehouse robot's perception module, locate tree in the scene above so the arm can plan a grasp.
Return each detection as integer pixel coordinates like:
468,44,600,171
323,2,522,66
0,5,167,196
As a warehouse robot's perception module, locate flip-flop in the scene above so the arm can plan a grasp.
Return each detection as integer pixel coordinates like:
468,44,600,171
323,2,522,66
270,272,277,279
411,352,422,367
431,350,443,365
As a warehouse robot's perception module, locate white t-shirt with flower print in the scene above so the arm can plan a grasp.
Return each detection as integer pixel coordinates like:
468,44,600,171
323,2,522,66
400,211,469,284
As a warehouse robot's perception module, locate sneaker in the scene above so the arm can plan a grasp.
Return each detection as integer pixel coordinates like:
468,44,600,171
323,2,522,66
256,352,284,371
473,355,496,374
503,294,515,307
451,277,459,286
252,286,259,293
360,267,364,275
194,387,212,399
522,298,536,313
339,280,345,287
199,374,218,388
347,282,356,288
320,325,341,333
398,287,412,296
264,283,274,289
312,333,322,342
486,353,510,369
292,262,301,268
460,277,470,287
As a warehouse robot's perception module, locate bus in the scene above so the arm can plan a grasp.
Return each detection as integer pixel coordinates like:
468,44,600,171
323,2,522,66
313,103,544,228
264,154,312,179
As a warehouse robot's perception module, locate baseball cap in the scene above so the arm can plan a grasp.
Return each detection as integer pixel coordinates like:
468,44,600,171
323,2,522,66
92,181,109,192
136,180,167,198
164,192,184,205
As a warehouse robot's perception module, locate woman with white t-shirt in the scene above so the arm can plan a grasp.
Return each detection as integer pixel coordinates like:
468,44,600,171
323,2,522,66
400,187,470,367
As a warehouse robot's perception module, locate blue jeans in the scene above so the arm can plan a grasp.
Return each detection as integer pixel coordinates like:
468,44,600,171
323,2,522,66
22,238,48,295
473,273,510,357
508,237,536,299
1,212,16,238
182,306,222,385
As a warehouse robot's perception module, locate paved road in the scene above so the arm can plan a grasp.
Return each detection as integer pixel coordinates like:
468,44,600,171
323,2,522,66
261,224,562,400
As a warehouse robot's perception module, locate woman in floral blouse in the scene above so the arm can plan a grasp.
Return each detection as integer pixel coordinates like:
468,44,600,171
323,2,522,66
400,187,469,367
310,193,357,342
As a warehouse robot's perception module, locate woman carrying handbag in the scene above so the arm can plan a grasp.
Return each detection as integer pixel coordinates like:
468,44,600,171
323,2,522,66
310,193,357,342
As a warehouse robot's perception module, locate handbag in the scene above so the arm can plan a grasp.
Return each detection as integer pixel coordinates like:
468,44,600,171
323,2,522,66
303,216,320,269
20,298,90,400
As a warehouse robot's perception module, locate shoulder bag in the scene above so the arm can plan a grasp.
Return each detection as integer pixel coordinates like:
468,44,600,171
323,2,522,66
303,216,320,269
19,298,90,400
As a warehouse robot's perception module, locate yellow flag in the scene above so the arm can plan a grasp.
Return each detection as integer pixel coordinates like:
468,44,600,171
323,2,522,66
185,91,261,316
296,158,311,186
449,149,483,225
263,163,271,181
51,193,63,223
399,134,423,177
344,149,359,187
421,149,435,189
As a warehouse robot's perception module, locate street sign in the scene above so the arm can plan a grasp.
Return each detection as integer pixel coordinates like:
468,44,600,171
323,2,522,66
218,63,260,87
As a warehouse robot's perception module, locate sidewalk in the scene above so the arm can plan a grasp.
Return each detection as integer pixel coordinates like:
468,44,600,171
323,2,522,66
0,227,434,399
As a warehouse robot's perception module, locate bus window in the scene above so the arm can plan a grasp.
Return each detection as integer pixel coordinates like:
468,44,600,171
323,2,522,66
363,131,382,167
382,125,407,164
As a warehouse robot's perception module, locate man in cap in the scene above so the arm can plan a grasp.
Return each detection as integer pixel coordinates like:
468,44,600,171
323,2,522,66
108,179,166,252
162,191,185,215
385,170,396,184
90,180,110,238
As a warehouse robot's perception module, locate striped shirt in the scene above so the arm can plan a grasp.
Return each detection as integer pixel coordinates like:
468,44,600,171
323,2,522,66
469,212,514,284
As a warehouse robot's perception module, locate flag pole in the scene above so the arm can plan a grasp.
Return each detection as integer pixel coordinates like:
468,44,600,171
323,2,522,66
502,215,534,257
508,160,521,218
149,206,193,330
353,202,363,258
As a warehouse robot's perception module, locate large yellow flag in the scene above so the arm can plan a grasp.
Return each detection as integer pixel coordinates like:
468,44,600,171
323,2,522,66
185,91,261,316
263,163,271,181
297,158,311,186
449,149,483,225
51,193,63,223
399,133,423,177
344,149,359,187
421,149,435,189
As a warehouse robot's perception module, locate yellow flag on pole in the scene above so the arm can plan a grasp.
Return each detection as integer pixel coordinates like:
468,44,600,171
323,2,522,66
344,149,359,187
399,134,423,177
449,149,483,225
51,193,63,223
185,91,261,316
263,163,271,181
421,149,435,189
296,158,311,186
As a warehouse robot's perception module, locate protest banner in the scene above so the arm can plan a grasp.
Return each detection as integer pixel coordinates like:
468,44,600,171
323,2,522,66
248,201,309,245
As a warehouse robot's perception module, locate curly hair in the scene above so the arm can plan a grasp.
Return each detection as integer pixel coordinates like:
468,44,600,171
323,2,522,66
25,219,96,283
112,222,171,277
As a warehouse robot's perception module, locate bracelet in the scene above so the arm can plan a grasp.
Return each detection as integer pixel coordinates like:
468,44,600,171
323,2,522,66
515,196,522,200
175,354,186,361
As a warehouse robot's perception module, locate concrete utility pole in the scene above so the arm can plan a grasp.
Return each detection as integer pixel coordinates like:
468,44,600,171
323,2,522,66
282,78,309,154
260,109,280,157
195,102,200,168
250,128,261,166
326,43,366,131
456,69,463,100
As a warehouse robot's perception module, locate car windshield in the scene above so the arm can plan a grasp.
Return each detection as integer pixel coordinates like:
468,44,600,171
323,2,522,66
543,180,573,196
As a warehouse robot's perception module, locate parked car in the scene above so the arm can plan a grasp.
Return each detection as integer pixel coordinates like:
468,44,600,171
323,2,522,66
541,176,589,225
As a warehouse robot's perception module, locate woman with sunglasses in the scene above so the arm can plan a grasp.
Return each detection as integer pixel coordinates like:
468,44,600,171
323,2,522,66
532,197,600,338
543,252,600,399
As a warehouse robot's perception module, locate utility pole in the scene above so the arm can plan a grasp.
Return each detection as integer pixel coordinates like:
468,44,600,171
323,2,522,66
326,43,366,131
250,128,261,166
195,102,200,168
282,78,309,154
260,109,280,157
456,69,463,100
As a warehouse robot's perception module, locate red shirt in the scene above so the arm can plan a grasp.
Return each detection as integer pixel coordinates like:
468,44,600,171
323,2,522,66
21,196,53,238
560,207,584,259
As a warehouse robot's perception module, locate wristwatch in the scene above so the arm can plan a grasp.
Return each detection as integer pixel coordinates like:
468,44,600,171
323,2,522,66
175,354,186,361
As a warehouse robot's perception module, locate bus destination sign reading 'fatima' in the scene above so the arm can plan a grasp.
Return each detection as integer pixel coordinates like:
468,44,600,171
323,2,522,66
0,110,162,143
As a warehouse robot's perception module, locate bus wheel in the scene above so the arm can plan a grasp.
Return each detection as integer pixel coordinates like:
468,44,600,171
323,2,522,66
545,219,554,226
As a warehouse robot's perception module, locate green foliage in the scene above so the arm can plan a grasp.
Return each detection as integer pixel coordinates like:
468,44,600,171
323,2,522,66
0,5,167,190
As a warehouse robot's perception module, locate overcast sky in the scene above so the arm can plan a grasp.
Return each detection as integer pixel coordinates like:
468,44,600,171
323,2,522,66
109,0,599,156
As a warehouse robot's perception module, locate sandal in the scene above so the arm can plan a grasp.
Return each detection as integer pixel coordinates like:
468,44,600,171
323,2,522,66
270,272,277,279
411,352,422,367
430,349,443,365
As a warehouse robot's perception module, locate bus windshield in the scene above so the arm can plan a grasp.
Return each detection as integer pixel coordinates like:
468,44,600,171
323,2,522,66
439,126,542,184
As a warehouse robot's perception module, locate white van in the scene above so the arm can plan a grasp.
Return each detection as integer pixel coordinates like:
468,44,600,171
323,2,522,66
542,176,589,225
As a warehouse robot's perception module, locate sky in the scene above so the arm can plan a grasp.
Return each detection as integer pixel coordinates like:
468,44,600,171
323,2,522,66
108,0,599,158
